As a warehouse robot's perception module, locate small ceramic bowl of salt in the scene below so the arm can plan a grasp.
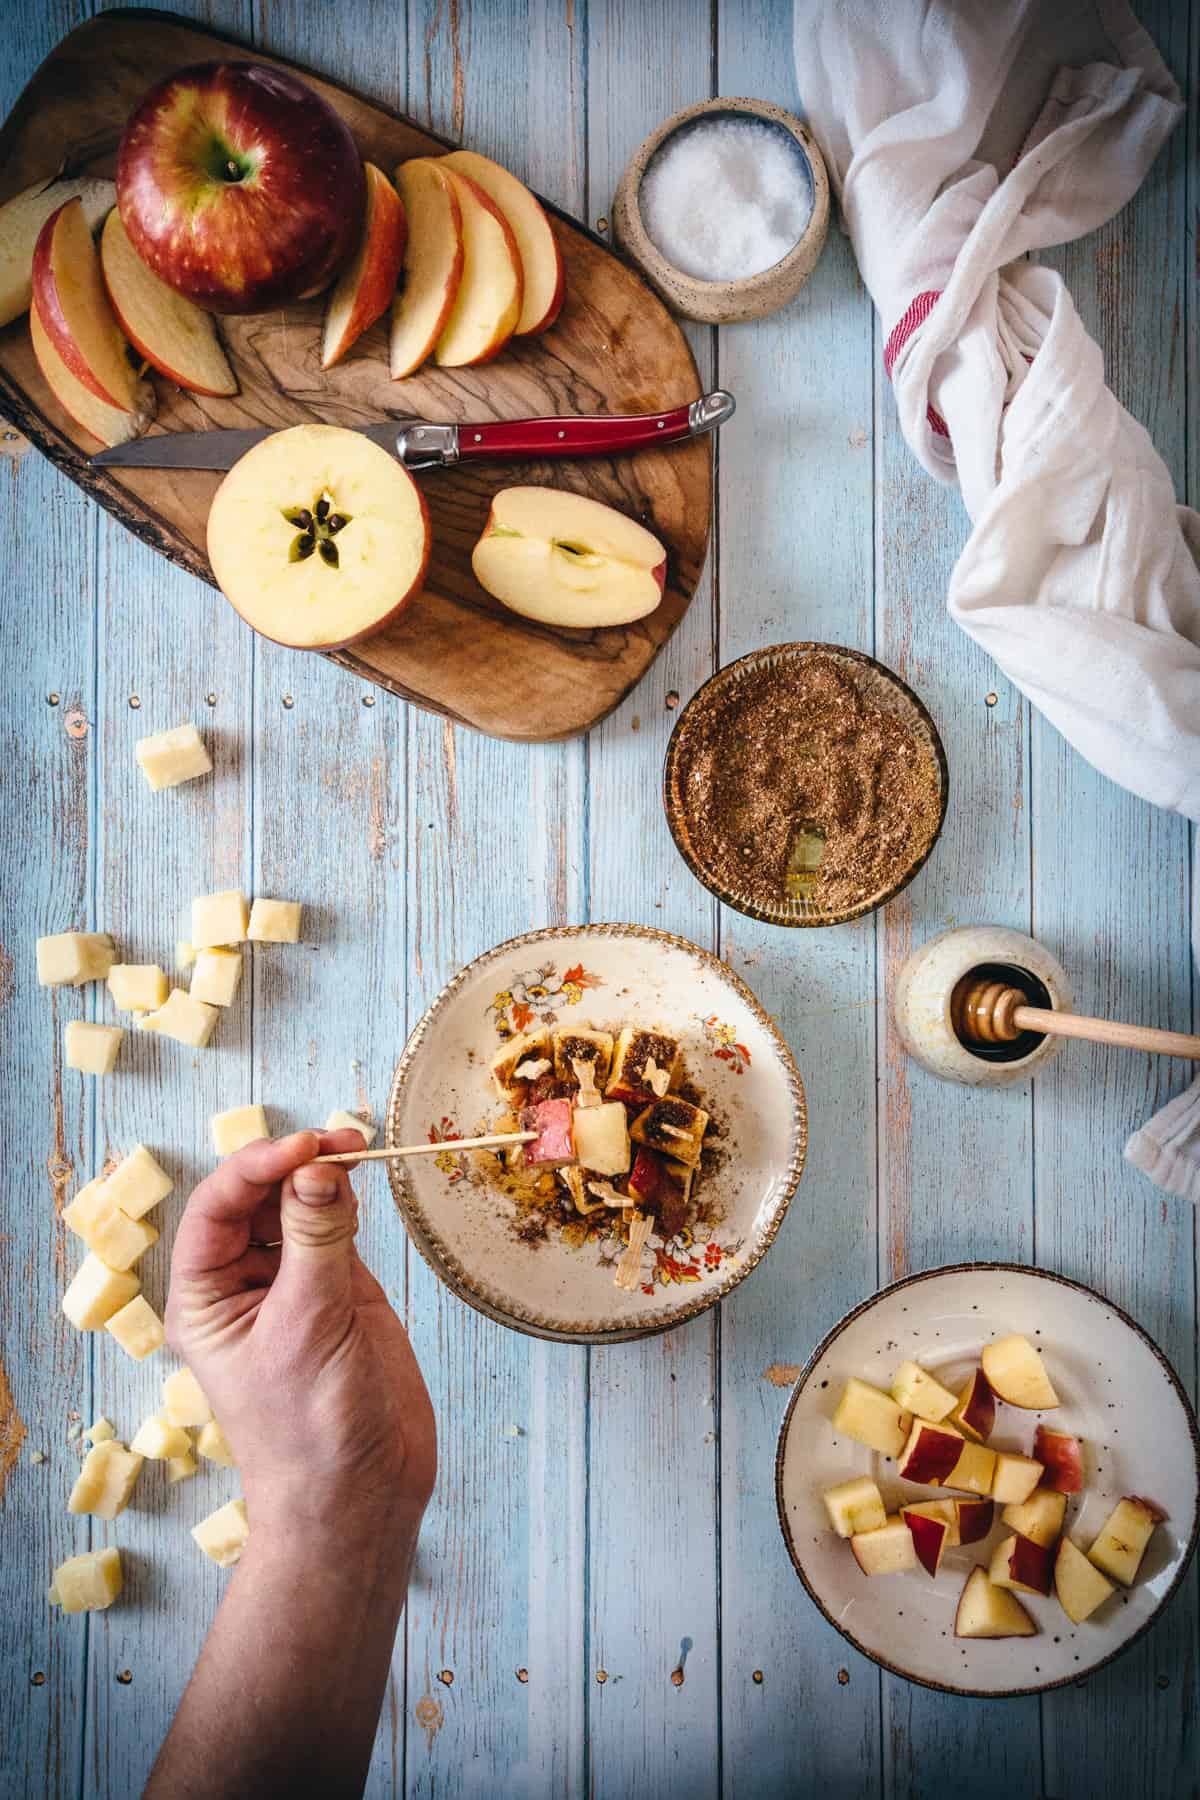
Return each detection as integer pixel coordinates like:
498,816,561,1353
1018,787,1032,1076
612,97,829,324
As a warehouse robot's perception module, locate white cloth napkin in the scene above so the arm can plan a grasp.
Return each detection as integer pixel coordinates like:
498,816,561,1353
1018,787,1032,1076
793,0,1200,1199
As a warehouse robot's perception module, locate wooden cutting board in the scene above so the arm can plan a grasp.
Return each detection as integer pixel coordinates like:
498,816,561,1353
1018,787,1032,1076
0,9,711,742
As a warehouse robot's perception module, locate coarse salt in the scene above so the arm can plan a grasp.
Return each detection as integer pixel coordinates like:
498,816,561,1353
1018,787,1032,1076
639,115,813,283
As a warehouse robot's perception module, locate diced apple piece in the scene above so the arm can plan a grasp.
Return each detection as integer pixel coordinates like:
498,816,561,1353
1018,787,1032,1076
473,487,668,631
850,1514,917,1576
1001,1486,1066,1549
32,197,143,408
101,208,237,396
981,1333,1059,1410
105,1295,165,1361
324,1109,376,1145
36,930,115,987
1055,1536,1116,1623
490,1026,553,1101
104,1144,172,1220
247,898,303,943
989,1531,1053,1596
48,1546,122,1613
211,1104,270,1156
950,1367,996,1442
64,1021,124,1075
30,301,154,447
138,988,218,1048
196,1419,236,1469
167,1450,198,1484
955,1497,995,1545
991,1453,1045,1506
190,948,242,1008
905,1509,950,1578
1086,1496,1165,1586
1034,1425,1084,1494
822,1475,887,1539
627,1148,688,1232
954,1565,1037,1639
435,165,522,367
62,1255,139,1330
67,1440,143,1520
390,159,464,378
134,721,213,791
107,963,168,1011
86,1416,116,1444
162,1366,213,1429
129,1413,190,1459
191,890,249,949
89,1207,158,1273
441,149,564,335
890,1360,958,1423
896,1417,964,1485
629,1096,708,1170
321,162,407,368
831,1377,912,1460
0,174,114,327
571,1100,631,1177
901,1498,960,1549
945,1439,996,1497
522,1097,575,1166
192,1497,249,1567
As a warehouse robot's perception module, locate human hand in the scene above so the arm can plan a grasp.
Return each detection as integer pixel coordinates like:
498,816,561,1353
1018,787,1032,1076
166,1130,436,1544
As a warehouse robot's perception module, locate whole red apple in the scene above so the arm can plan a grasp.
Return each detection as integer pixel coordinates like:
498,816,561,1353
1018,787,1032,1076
117,61,364,315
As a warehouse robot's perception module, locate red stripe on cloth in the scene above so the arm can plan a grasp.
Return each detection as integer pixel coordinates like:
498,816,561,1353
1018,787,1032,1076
883,290,951,439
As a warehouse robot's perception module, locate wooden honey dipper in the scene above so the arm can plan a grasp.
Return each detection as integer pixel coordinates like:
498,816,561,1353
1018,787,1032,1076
950,974,1200,1059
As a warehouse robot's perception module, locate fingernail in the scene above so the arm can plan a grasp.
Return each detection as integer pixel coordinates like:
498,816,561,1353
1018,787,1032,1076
293,1166,341,1205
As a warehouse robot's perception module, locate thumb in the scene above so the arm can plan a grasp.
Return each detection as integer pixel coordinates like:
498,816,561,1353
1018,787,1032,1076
275,1162,359,1313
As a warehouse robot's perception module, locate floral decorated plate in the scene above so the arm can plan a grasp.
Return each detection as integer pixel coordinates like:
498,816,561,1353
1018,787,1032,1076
776,1264,1200,1696
385,923,807,1342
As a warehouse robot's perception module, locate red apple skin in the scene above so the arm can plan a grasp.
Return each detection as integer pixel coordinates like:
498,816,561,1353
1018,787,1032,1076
31,202,126,408
897,1423,962,1485
905,1512,947,1578
1009,1532,1054,1595
955,1498,995,1546
953,1369,996,1442
439,169,523,366
118,61,365,315
1034,1426,1084,1494
321,164,407,369
519,231,565,336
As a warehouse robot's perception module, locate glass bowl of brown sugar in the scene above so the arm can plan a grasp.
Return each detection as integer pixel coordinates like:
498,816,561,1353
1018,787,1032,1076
663,643,948,928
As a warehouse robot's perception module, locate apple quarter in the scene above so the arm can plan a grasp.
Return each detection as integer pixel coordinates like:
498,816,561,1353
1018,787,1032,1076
472,487,667,630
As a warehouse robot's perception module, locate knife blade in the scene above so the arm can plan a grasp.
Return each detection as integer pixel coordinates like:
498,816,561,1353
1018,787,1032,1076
89,391,735,472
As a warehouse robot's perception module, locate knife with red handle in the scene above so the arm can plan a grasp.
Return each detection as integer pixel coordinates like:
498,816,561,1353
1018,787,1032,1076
89,390,735,471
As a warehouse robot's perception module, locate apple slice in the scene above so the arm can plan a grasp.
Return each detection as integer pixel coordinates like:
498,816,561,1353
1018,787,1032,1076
989,1531,1053,1596
472,486,667,630
954,1566,1037,1639
905,1509,950,1578
950,1367,996,1442
440,149,563,335
831,1377,912,1460
0,175,114,327
981,1334,1059,1410
390,160,464,378
321,163,407,369
822,1475,886,1539
434,166,522,367
1034,1425,1084,1494
1086,1495,1164,1586
206,423,430,650
30,304,155,448
901,1498,960,1548
890,1360,957,1423
849,1514,916,1577
1055,1536,1116,1623
954,1497,995,1546
32,197,143,409
945,1439,996,1497
896,1417,963,1485
991,1453,1044,1506
99,210,236,397
1001,1485,1066,1548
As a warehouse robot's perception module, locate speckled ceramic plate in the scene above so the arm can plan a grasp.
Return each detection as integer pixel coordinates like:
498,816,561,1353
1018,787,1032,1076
386,924,807,1342
776,1264,1200,1696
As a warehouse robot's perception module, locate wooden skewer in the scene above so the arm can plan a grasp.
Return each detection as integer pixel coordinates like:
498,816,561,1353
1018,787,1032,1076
951,976,1200,1059
314,1130,536,1165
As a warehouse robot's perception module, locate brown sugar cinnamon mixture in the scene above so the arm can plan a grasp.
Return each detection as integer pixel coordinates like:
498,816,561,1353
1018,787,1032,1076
674,652,942,915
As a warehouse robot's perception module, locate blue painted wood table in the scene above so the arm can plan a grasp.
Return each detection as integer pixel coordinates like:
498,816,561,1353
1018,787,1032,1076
2,2,1196,1795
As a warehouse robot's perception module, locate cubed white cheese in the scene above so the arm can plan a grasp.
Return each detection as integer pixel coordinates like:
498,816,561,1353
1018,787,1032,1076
67,1441,143,1520
129,1414,190,1459
211,1104,270,1156
191,890,248,948
61,1255,140,1330
64,1021,124,1075
48,1546,122,1613
138,988,219,1048
190,948,242,1007
105,1295,165,1362
247,898,302,943
106,963,168,1011
135,722,212,791
192,1497,249,1567
572,1101,631,1177
162,1366,212,1429
86,1416,116,1444
104,1144,172,1220
62,1177,113,1246
176,940,198,970
88,1208,158,1273
167,1450,197,1484
36,931,115,987
324,1109,376,1146
196,1419,236,1468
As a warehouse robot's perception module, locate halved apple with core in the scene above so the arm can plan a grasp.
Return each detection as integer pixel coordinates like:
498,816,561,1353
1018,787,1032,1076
100,210,237,397
435,166,522,367
1055,1536,1115,1623
954,1566,1037,1639
206,424,430,650
32,197,146,410
472,487,667,630
390,160,463,378
0,175,114,327
321,163,407,369
981,1333,1059,1409
30,303,155,448
441,149,564,336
